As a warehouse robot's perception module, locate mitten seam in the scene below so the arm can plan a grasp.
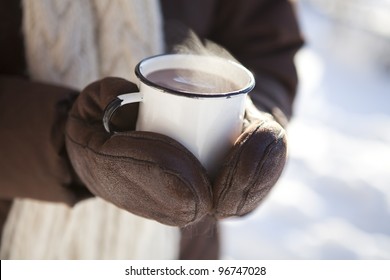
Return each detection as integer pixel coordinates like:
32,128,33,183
67,114,213,202
216,121,265,205
235,133,285,215
65,132,206,223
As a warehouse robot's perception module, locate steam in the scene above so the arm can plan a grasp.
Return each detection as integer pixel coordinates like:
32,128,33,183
158,26,246,94
171,28,239,63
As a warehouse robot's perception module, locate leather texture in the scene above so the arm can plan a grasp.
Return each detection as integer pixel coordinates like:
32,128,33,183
65,77,287,226
65,77,213,227
213,110,287,218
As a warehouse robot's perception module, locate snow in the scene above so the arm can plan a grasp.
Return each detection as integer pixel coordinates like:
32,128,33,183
220,0,390,260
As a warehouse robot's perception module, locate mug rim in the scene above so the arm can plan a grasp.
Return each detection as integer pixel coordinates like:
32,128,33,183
135,54,255,99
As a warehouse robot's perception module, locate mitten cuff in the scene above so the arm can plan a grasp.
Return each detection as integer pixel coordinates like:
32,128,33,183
249,73,293,128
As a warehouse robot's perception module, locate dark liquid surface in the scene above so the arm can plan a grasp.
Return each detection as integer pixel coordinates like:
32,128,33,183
146,69,239,94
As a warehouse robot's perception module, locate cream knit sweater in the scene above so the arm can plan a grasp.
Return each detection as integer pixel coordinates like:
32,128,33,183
1,0,180,259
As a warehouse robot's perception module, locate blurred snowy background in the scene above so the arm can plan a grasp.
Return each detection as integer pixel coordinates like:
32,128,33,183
221,0,390,259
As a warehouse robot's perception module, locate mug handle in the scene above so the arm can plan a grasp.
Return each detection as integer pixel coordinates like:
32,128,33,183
103,92,143,133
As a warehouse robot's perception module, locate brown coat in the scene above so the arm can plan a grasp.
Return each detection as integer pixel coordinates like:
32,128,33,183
0,0,303,259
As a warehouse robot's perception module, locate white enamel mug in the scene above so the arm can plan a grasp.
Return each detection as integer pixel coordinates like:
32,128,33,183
103,54,255,177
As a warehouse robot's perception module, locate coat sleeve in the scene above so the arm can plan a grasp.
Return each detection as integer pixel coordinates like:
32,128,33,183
209,0,304,126
0,76,93,205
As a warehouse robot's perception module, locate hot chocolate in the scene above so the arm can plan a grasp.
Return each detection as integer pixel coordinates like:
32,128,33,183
146,68,239,94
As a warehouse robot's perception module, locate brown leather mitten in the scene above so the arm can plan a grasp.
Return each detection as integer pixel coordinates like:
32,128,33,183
212,100,287,219
65,77,212,227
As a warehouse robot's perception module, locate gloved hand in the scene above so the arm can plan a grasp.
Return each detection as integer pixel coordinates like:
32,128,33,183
65,77,287,226
212,99,287,219
65,77,212,227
